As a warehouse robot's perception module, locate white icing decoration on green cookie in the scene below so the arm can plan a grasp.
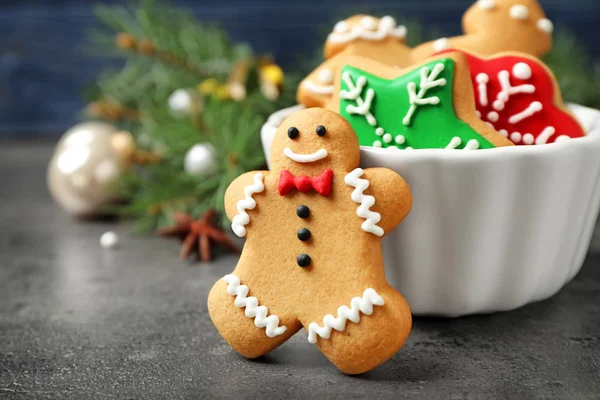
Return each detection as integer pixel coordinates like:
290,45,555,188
402,63,447,126
340,72,377,126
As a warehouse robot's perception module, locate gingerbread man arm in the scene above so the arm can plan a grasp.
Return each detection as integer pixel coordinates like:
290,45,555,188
224,170,270,237
344,167,412,237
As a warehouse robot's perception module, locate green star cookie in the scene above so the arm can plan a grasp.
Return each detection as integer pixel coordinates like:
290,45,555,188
339,58,495,150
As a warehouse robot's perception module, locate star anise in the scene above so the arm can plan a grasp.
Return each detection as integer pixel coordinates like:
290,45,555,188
156,210,239,262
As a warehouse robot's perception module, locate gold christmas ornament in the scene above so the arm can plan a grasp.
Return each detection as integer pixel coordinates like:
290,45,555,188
47,121,127,217
260,63,284,86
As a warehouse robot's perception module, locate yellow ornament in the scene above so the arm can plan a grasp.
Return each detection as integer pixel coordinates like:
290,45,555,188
215,84,231,100
197,78,220,95
260,64,284,86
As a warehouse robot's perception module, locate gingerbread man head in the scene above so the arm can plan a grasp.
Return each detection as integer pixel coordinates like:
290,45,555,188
269,107,360,178
411,0,553,62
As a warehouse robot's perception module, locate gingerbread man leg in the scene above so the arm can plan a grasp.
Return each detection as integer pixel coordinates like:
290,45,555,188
304,286,411,375
207,275,301,359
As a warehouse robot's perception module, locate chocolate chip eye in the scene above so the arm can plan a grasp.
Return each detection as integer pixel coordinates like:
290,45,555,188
288,126,299,139
316,125,326,137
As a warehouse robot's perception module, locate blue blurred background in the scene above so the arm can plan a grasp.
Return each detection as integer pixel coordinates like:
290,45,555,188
0,0,598,137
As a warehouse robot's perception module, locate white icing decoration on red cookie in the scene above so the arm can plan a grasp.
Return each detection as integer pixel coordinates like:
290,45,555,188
231,172,264,237
307,288,384,344
493,70,535,111
522,133,535,145
487,111,499,122
345,168,384,236
499,129,508,137
403,63,447,126
327,16,406,45
537,18,554,34
512,62,532,80
340,72,377,126
508,101,543,124
535,126,555,144
510,132,522,143
509,4,529,20
555,135,570,142
224,274,287,338
433,38,450,51
283,147,328,163
476,73,489,107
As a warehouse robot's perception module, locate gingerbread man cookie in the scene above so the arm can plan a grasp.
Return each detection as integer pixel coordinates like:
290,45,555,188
208,108,413,374
410,0,553,63
436,50,585,145
298,15,412,108
325,52,513,149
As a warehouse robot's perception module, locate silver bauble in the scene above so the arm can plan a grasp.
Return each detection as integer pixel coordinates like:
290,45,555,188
47,121,127,217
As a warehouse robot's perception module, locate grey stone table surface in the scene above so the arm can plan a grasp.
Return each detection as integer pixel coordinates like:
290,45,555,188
1,142,600,399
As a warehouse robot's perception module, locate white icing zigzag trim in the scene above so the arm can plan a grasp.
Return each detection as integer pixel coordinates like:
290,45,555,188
231,172,264,237
224,274,287,338
308,288,384,344
327,16,406,45
344,168,384,237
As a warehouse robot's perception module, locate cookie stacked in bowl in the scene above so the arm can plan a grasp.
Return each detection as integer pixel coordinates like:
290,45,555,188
261,0,600,316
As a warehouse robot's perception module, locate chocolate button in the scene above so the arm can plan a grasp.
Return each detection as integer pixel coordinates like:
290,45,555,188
296,205,310,219
297,228,311,241
297,254,311,267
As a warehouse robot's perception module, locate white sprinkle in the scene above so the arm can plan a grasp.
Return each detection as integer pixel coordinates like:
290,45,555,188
333,21,350,33
487,112,499,122
383,133,393,143
522,133,535,145
555,135,570,142
318,69,334,84
537,18,554,34
395,135,406,145
477,0,495,10
433,38,450,51
512,62,532,80
499,129,508,137
509,4,529,20
510,132,523,143
475,110,482,118
375,127,384,136
464,140,480,150
373,140,382,148
100,231,119,249
445,136,462,149
360,16,378,30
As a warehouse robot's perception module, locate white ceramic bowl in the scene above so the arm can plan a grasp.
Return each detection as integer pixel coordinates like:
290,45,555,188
261,104,600,317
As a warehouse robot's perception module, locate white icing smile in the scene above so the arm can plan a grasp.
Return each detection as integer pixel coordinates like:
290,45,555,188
283,147,328,163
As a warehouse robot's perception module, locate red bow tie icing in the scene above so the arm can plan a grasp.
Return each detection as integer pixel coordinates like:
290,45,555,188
278,169,333,197
436,50,586,145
